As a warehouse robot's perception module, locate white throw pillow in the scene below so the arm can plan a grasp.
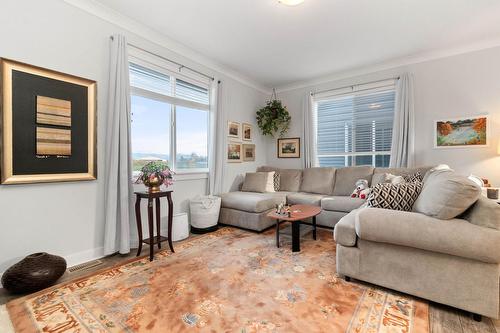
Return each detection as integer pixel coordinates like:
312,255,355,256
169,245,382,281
413,171,481,219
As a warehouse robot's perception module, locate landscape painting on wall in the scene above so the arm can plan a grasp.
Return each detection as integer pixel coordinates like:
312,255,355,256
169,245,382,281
0,58,97,184
242,144,255,161
277,138,300,158
435,115,488,148
227,142,242,162
227,121,240,139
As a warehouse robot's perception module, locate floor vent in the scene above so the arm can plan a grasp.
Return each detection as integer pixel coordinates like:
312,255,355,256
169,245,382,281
68,259,103,273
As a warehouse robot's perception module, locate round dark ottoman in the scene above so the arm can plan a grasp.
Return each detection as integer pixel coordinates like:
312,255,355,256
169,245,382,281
1,252,67,294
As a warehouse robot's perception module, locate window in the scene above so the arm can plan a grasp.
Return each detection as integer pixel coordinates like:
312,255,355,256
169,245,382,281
316,86,395,168
129,59,210,176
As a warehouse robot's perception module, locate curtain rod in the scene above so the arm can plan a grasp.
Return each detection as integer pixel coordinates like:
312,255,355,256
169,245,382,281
312,76,400,96
110,36,215,81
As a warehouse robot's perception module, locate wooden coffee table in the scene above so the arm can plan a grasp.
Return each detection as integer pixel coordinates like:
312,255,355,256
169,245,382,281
267,204,321,252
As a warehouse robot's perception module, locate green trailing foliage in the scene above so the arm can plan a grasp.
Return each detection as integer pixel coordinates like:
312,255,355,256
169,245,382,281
256,99,291,137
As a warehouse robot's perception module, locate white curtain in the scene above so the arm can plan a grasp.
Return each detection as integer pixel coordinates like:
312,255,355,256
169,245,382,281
303,92,318,168
390,73,415,168
103,34,134,255
208,80,225,195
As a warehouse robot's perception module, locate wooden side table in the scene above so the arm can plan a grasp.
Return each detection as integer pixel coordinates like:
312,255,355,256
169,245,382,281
134,190,174,261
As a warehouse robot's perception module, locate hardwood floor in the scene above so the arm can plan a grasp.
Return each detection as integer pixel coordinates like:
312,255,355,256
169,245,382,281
1,236,498,333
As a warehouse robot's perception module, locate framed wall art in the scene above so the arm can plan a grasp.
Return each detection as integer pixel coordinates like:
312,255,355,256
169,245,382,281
227,121,240,139
242,144,255,161
0,58,97,184
242,123,252,141
277,137,300,158
227,142,242,163
434,115,488,149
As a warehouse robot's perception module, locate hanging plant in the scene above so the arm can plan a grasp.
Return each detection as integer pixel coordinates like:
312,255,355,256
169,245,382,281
256,89,291,137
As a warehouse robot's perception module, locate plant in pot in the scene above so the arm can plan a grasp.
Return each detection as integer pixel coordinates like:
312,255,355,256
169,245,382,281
135,160,174,193
256,89,291,137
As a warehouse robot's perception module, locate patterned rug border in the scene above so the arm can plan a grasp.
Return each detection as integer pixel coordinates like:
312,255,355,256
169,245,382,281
5,227,236,322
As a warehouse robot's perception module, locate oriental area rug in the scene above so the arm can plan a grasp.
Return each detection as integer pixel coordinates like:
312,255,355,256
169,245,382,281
7,228,429,333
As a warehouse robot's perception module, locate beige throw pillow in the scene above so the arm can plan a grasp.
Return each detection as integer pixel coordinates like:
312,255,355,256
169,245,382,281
413,171,481,219
241,172,276,193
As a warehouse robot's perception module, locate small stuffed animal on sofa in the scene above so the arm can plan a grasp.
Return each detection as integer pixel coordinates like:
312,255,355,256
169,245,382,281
351,179,370,199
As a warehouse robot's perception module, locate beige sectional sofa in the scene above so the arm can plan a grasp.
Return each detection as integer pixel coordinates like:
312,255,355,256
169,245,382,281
220,165,500,319
219,165,431,231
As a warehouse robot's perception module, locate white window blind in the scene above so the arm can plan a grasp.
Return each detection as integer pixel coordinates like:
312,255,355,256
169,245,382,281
316,88,395,167
176,79,209,105
129,63,171,96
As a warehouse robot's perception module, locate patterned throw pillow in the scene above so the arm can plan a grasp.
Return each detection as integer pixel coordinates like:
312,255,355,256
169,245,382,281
367,182,423,211
403,172,423,183
273,173,280,191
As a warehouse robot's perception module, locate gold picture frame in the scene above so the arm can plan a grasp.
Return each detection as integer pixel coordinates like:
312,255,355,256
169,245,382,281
1,58,97,184
277,137,300,158
242,123,252,141
242,144,255,161
227,142,242,163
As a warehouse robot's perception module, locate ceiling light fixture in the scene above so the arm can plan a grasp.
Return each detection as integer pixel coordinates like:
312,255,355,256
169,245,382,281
278,0,305,6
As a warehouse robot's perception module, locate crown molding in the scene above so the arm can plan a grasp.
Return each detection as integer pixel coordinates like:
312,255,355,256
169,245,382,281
61,0,272,94
276,37,500,93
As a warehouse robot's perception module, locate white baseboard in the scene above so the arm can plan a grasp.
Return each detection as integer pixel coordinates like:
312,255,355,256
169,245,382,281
64,247,105,268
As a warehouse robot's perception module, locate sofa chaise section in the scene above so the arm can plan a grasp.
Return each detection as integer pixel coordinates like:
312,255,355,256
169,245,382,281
219,191,288,231
335,206,500,318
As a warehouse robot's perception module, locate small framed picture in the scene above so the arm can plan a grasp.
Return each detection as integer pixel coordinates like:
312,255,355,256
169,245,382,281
434,115,489,149
227,121,241,139
227,142,242,162
277,138,300,158
242,144,256,161
242,123,253,141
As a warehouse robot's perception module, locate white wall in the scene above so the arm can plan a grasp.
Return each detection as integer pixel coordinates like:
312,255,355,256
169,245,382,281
268,46,500,186
0,0,267,273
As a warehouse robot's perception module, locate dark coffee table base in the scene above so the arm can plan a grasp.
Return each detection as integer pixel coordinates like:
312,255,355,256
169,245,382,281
276,216,317,252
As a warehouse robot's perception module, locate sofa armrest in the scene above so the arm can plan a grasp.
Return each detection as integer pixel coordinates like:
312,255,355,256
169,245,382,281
333,210,357,247
356,208,500,264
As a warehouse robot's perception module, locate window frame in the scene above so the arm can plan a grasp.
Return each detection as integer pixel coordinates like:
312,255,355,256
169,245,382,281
313,82,396,168
129,52,210,176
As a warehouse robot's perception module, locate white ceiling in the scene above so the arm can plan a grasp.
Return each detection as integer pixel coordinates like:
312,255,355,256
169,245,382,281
94,0,500,89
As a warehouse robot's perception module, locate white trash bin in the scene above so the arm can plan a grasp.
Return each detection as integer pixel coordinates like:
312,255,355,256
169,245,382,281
172,213,189,241
190,195,221,233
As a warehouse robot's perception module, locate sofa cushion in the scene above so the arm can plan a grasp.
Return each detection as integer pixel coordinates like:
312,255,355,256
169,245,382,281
461,196,500,230
220,191,286,213
287,192,325,206
356,208,500,264
333,210,357,246
277,169,302,192
413,171,481,219
372,166,433,185
333,166,374,196
257,166,279,173
321,196,365,212
367,182,423,211
300,167,336,195
241,172,275,193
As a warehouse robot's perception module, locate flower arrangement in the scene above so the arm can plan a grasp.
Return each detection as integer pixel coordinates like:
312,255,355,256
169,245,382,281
135,160,174,193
